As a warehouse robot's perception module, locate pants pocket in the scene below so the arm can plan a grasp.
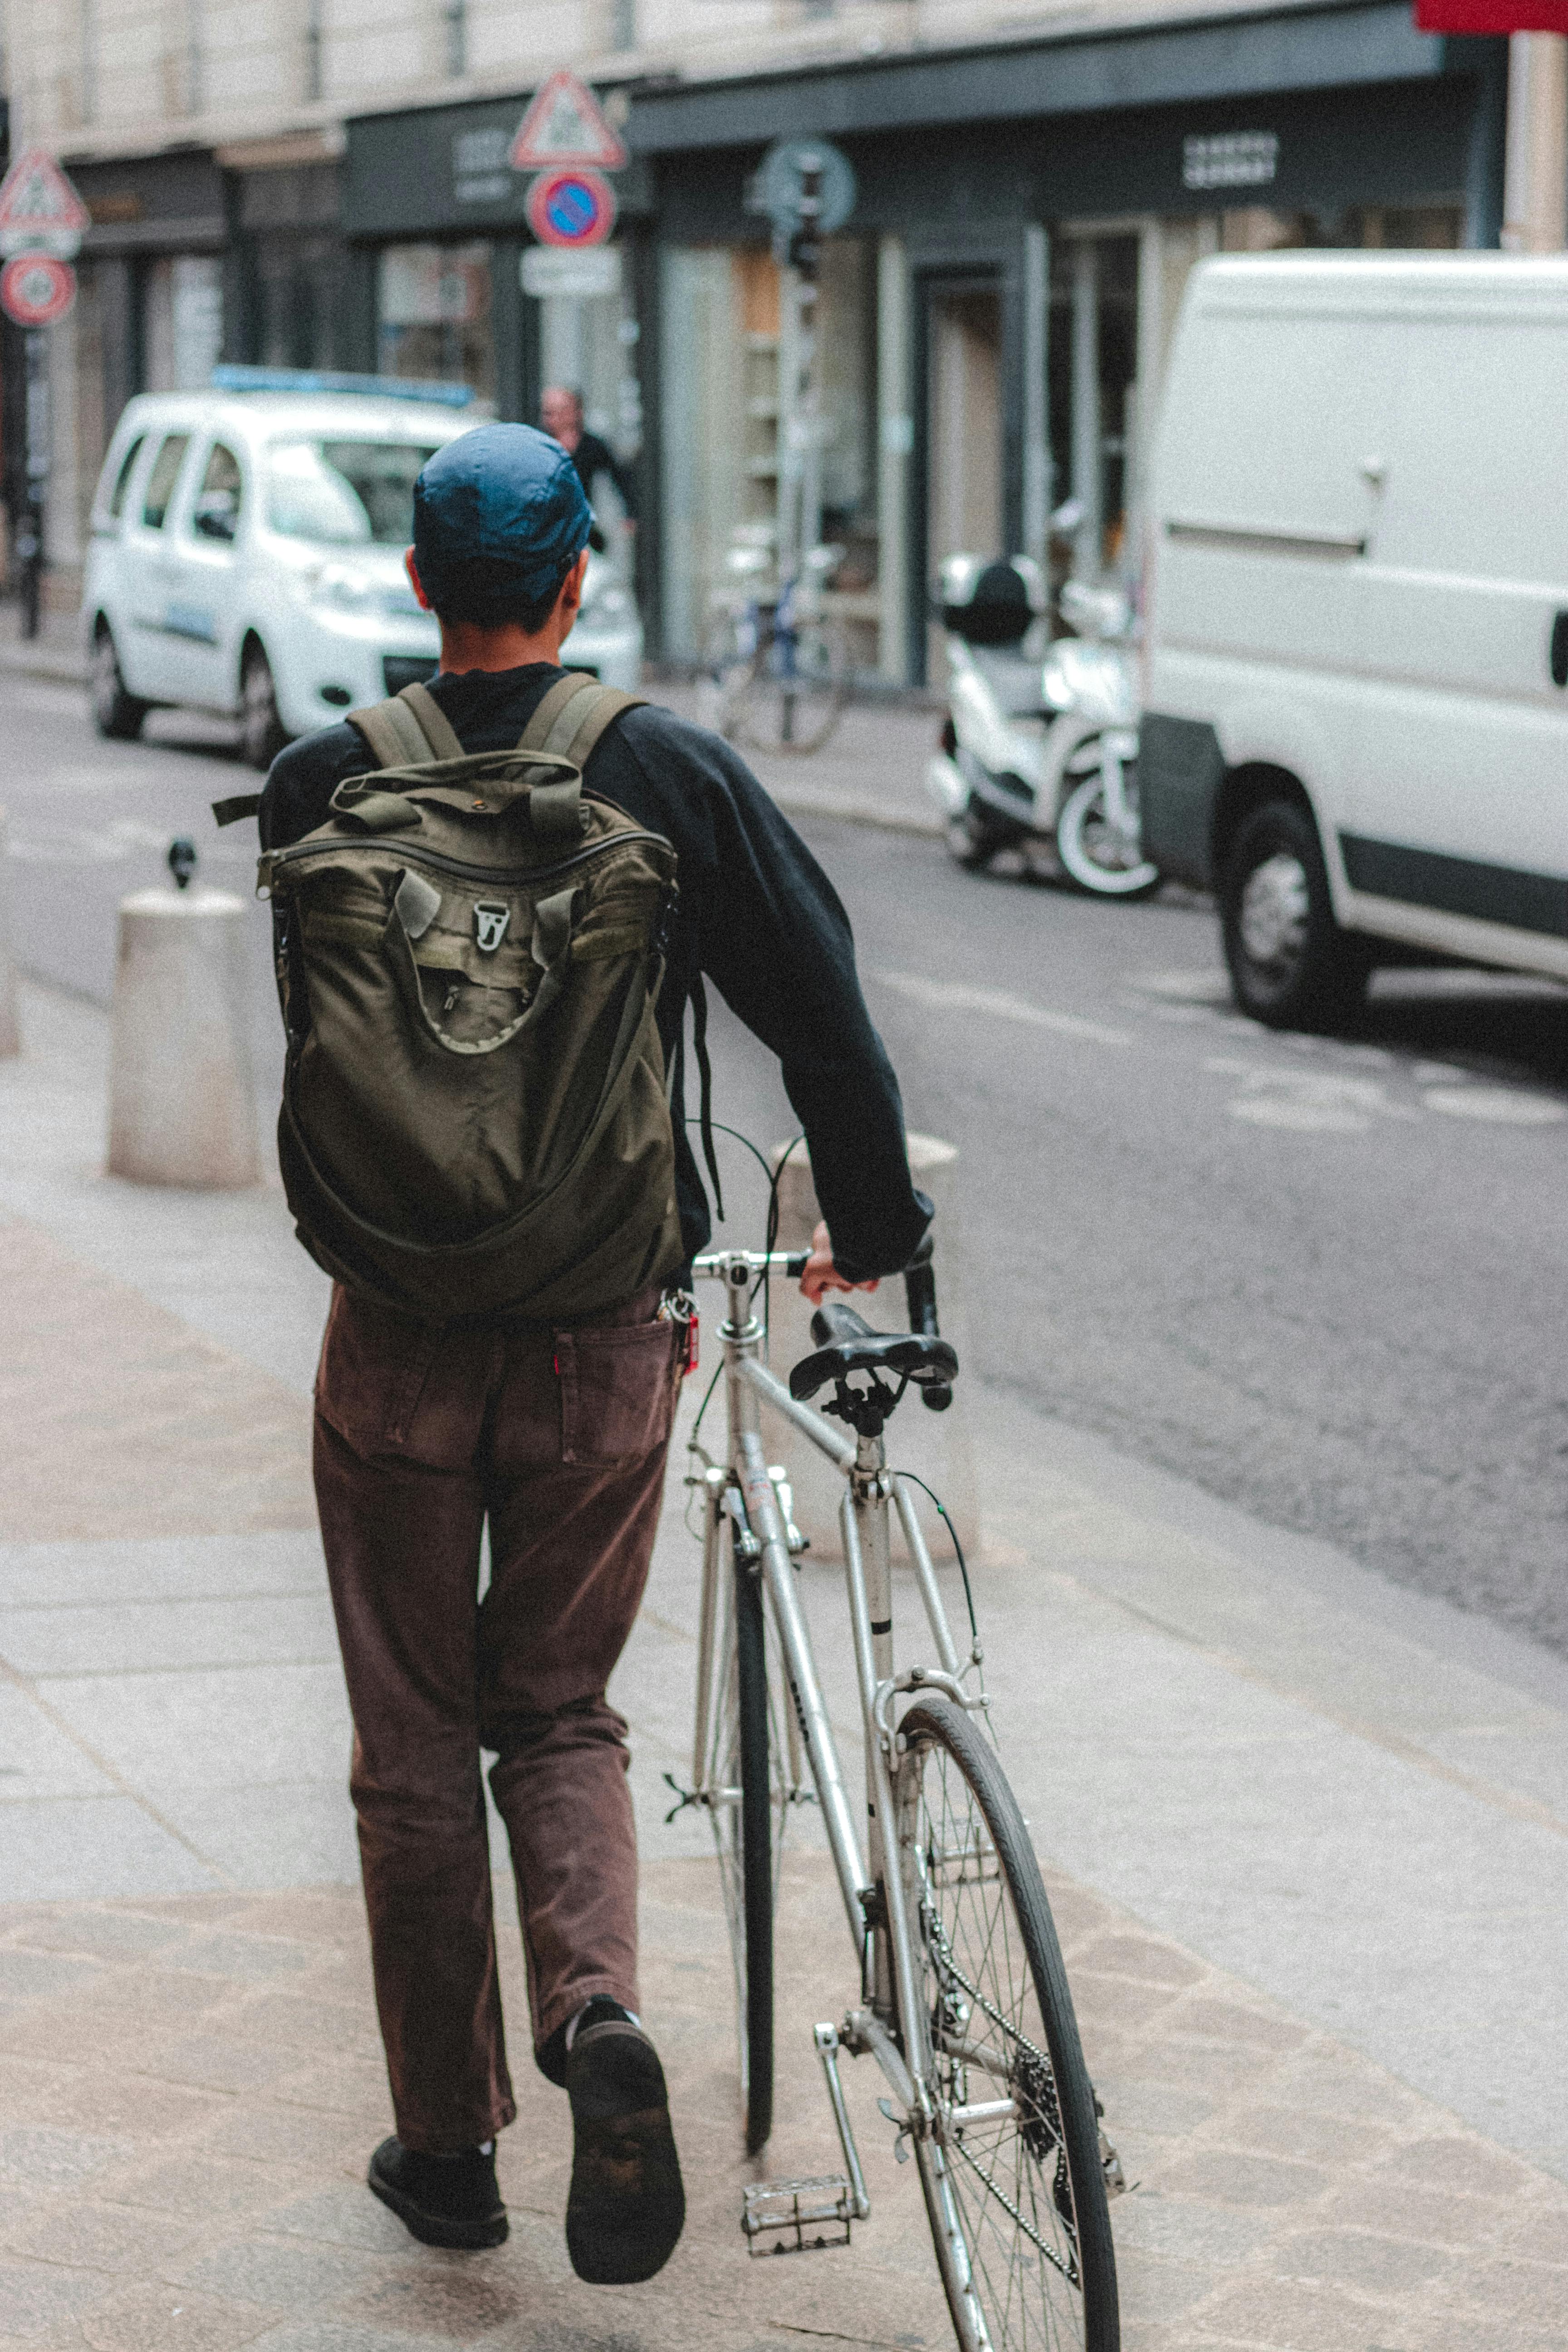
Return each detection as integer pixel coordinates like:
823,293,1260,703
556,1318,681,1465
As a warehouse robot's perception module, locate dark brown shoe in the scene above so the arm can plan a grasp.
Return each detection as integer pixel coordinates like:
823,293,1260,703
565,2019,685,2283
368,2136,508,2251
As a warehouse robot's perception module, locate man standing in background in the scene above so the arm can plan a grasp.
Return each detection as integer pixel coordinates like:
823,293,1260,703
540,384,638,552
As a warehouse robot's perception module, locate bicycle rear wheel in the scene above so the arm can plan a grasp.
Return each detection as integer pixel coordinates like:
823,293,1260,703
896,1696,1119,2352
708,1546,783,2152
737,616,848,755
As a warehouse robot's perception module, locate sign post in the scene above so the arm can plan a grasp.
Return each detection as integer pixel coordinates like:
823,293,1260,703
0,148,88,639
753,139,858,583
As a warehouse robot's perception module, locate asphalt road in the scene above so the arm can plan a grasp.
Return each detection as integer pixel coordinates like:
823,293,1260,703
6,670,1568,1655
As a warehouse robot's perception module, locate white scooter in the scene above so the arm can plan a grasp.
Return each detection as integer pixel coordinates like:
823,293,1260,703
925,550,1160,898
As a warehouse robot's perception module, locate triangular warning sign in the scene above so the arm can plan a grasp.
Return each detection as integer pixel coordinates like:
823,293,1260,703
0,147,89,243
510,71,627,172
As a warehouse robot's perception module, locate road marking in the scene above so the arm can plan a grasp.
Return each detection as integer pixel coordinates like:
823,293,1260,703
1422,1085,1566,1126
874,970,1134,1047
1206,1057,1396,1134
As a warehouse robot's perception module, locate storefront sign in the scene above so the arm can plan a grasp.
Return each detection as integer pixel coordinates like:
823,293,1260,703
511,70,627,171
1181,131,1279,190
0,252,77,327
0,147,89,260
452,126,512,205
520,243,622,299
525,168,617,248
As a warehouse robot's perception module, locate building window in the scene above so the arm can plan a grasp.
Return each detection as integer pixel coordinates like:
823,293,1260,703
377,243,495,401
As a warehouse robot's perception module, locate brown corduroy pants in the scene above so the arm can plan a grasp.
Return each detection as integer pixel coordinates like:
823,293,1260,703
312,1281,683,2155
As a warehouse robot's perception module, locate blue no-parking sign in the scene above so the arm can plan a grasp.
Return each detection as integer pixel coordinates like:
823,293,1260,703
525,167,618,248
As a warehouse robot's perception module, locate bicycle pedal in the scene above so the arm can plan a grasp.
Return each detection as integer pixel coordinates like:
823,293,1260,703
741,2175,853,2256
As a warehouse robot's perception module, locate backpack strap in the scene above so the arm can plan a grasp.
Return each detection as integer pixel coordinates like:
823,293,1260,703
346,680,464,770
517,673,646,774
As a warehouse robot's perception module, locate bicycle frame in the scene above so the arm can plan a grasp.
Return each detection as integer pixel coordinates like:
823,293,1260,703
688,1249,982,2128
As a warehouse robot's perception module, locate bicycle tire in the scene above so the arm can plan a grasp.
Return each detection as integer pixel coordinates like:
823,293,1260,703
734,1554,775,2153
737,617,848,756
895,1696,1119,2352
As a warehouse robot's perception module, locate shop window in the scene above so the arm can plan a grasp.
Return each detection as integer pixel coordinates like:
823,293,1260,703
258,236,352,373
659,237,879,664
378,243,495,402
1219,204,1463,251
143,257,223,393
1049,235,1139,584
534,245,642,548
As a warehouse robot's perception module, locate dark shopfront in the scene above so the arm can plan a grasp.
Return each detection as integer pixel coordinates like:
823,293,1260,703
340,98,657,610
626,0,1507,682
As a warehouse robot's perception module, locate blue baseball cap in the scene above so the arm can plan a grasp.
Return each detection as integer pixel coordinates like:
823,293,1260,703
412,423,593,623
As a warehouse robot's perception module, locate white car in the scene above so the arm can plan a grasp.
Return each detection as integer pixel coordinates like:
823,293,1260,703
83,374,645,769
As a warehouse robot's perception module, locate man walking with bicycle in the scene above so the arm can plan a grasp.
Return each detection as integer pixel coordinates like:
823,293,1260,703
258,423,931,2283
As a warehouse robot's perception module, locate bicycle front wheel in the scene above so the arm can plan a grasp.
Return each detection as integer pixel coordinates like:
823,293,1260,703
896,1697,1119,2352
709,1548,780,2153
737,616,848,755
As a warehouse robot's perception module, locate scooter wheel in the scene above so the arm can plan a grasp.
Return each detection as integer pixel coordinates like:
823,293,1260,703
945,799,1014,872
1056,772,1162,899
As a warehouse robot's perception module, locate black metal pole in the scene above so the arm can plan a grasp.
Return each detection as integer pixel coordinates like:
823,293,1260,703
20,326,47,642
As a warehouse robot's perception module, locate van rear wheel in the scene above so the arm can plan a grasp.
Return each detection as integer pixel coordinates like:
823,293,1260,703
1221,800,1368,1031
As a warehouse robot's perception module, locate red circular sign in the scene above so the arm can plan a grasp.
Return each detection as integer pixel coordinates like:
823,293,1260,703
524,168,617,250
0,252,75,326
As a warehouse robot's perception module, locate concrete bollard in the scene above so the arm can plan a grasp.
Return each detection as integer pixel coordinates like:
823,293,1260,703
107,885,260,1188
757,1133,981,1564
0,806,19,1059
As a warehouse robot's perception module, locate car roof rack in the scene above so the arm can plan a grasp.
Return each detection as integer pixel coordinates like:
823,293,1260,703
209,365,475,409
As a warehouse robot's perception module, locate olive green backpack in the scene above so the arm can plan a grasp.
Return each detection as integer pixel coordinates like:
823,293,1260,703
250,673,686,1324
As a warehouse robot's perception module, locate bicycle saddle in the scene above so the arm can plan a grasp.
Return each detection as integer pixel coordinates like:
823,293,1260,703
789,1301,959,1405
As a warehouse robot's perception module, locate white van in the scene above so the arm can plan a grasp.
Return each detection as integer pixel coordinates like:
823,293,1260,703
83,374,644,769
1140,254,1568,1027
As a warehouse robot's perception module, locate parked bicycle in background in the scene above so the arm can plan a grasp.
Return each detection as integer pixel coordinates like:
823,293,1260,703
701,532,850,755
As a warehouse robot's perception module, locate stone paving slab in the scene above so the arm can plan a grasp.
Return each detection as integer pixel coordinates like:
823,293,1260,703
0,1863,1565,2350
0,1220,314,1544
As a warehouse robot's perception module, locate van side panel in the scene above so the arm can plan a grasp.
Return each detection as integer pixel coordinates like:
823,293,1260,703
1145,257,1568,979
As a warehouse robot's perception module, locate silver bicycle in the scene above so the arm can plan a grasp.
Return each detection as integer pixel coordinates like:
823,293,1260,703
674,1241,1122,2351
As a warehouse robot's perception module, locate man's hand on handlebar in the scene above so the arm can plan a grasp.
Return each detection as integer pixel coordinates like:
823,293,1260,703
799,1219,880,1306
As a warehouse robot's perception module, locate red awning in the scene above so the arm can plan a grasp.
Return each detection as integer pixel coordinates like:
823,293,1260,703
1416,0,1568,28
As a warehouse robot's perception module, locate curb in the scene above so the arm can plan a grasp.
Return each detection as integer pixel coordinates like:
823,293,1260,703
0,647,86,687
0,652,946,842
767,788,941,840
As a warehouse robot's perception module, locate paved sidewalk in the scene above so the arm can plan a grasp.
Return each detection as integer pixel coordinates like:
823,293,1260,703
3,975,1568,2349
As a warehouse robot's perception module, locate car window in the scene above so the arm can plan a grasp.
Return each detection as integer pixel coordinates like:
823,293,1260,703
141,434,191,531
265,439,440,547
189,441,244,542
106,436,145,520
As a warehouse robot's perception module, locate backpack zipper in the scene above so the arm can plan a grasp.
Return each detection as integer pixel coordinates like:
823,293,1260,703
266,826,671,892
